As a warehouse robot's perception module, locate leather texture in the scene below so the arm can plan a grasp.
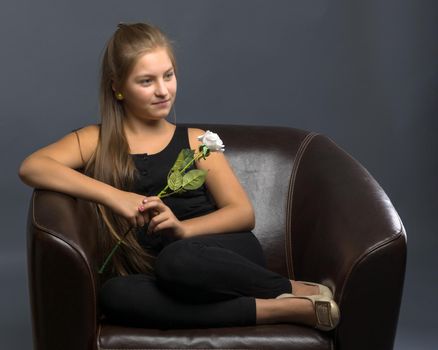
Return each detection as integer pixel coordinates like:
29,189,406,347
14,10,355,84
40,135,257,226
26,124,407,350
98,324,331,350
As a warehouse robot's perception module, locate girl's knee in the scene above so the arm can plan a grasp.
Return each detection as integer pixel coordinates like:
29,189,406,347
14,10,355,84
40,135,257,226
99,275,147,307
154,239,204,283
99,276,128,315
99,275,158,327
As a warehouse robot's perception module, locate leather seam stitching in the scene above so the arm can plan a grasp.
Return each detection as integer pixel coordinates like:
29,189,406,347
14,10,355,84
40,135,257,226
285,132,319,279
338,227,404,306
97,323,102,350
335,228,404,343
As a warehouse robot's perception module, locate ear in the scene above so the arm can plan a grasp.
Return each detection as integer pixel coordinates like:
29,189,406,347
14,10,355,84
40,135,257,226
111,81,117,93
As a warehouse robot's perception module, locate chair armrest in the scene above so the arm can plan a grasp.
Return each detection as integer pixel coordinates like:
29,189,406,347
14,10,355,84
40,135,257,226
27,190,100,350
288,134,407,350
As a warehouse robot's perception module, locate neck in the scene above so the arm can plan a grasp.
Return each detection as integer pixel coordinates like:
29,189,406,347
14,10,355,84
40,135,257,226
123,116,173,137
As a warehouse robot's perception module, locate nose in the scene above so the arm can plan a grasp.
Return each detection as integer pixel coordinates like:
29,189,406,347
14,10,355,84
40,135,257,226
154,79,168,97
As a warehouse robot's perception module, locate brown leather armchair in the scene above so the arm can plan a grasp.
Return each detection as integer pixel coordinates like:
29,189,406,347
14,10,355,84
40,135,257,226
26,124,407,350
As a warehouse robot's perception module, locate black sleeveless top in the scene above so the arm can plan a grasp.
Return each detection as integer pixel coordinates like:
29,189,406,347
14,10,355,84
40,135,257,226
131,125,217,252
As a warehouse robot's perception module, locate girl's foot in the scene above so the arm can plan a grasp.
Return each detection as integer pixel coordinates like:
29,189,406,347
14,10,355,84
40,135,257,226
289,280,333,299
277,294,340,331
290,280,319,296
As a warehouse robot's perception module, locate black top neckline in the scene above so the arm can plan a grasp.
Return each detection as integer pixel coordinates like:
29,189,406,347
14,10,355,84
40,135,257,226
130,125,179,158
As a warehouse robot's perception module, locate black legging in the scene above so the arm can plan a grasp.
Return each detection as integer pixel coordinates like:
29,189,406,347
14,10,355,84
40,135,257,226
99,231,292,329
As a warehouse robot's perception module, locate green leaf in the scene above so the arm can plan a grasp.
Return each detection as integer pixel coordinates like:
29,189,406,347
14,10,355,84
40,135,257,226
167,171,183,191
182,169,207,190
172,148,194,172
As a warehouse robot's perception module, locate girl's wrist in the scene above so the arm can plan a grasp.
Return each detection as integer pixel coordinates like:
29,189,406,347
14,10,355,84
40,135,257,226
99,185,121,207
180,221,192,239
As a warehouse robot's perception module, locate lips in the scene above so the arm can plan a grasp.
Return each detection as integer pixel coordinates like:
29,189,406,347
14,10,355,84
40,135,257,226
152,99,170,105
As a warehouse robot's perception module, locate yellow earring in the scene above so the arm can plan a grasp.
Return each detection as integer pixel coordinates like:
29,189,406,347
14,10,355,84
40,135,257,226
115,92,124,101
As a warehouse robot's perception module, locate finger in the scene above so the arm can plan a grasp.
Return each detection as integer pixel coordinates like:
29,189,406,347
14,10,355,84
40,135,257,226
138,204,145,212
143,197,163,208
138,196,155,211
142,211,150,224
129,217,137,227
139,205,150,220
136,214,145,228
142,201,167,214
153,220,174,233
145,196,162,202
148,213,168,233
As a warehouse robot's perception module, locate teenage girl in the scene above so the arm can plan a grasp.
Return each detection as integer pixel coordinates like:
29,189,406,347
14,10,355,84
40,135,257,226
18,22,339,330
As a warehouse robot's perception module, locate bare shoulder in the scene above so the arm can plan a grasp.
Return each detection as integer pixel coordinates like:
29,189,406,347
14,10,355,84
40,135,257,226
74,124,100,152
70,124,100,165
187,127,229,172
187,127,205,150
74,123,100,136
28,123,100,169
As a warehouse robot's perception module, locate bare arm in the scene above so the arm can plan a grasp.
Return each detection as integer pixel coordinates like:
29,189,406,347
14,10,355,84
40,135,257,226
18,125,149,227
115,127,255,238
18,125,110,201
182,128,255,236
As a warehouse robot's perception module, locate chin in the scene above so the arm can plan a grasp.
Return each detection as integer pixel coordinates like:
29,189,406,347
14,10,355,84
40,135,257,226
147,112,171,121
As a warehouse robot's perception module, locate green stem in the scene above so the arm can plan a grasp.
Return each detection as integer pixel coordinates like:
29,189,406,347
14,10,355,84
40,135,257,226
159,190,181,198
157,151,203,197
98,241,122,274
98,226,133,274
98,149,206,274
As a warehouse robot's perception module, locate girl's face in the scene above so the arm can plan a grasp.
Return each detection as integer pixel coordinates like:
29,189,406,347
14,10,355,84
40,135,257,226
120,47,177,122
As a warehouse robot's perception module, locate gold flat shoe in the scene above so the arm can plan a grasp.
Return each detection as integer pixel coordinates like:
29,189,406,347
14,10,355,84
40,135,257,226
276,293,340,331
295,280,334,299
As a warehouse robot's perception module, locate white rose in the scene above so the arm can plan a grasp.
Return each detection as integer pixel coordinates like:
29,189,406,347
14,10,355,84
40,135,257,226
197,130,225,152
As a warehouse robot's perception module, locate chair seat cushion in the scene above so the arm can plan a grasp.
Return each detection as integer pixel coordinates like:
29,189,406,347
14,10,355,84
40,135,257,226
98,323,332,350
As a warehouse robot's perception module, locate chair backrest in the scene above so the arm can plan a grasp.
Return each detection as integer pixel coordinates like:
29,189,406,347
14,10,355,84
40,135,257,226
190,123,315,278
28,124,407,350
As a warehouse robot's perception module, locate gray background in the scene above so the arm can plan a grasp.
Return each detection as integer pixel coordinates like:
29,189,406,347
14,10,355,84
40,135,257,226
1,0,437,349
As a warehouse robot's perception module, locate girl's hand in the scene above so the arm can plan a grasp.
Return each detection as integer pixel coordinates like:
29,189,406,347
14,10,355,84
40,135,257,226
106,189,151,228
139,196,188,239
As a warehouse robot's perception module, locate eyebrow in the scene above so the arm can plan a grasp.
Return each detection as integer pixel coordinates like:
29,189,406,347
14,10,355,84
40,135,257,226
135,67,174,79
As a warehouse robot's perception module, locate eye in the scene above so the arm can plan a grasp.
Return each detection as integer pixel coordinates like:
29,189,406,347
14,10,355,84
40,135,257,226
164,71,174,80
139,78,152,86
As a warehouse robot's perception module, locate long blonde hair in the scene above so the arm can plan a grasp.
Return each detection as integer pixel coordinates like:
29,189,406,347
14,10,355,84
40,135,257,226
85,23,177,276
